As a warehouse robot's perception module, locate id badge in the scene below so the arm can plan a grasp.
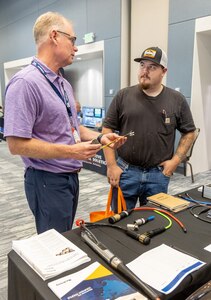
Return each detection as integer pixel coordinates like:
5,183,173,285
72,127,81,143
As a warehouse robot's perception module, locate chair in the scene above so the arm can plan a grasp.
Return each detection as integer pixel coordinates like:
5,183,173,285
182,128,200,183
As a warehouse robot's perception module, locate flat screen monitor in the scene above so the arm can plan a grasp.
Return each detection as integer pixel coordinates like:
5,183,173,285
82,106,105,128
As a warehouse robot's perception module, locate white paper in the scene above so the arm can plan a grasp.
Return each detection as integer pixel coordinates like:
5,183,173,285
12,229,90,280
127,244,205,294
204,244,211,252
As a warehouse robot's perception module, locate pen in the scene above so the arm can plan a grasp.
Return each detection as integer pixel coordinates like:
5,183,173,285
100,130,135,149
162,109,167,117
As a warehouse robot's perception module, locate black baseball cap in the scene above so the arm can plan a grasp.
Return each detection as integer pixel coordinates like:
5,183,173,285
134,47,167,68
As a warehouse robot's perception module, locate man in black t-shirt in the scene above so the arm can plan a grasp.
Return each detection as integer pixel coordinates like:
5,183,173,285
102,46,196,209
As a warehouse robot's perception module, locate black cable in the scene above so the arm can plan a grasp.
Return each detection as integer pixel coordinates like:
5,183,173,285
84,221,126,232
83,217,169,245
190,205,211,224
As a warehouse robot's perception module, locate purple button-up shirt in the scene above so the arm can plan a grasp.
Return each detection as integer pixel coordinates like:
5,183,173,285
4,57,82,172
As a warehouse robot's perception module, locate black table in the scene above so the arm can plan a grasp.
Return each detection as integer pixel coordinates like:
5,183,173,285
8,188,211,300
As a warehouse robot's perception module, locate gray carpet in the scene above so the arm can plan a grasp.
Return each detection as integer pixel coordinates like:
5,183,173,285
1,140,211,300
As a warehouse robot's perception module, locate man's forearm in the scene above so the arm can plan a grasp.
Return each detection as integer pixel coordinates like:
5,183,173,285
79,125,100,141
102,127,117,167
173,131,195,163
6,136,76,159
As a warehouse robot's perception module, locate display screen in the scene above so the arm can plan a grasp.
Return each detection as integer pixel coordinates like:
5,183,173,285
82,106,105,128
94,108,102,118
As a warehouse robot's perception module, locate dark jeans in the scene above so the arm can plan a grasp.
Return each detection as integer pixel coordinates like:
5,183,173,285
24,168,79,234
116,157,170,209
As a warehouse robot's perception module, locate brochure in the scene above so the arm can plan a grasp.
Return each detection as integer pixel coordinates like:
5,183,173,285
12,229,91,280
48,261,147,300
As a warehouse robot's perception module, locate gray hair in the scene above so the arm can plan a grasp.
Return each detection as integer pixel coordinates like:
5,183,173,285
33,11,71,46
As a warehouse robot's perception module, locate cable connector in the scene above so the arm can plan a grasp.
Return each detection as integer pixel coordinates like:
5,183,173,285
126,230,151,245
146,227,166,238
134,216,155,226
108,210,133,224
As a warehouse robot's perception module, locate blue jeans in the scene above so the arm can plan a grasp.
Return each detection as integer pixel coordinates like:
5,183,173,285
24,168,79,234
116,157,170,209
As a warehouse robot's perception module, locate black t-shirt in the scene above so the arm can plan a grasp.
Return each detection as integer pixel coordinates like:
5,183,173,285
103,85,196,168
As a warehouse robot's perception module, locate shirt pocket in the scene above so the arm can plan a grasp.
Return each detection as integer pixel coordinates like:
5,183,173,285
158,113,176,135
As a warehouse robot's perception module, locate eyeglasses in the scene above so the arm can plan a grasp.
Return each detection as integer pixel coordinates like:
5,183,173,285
140,62,162,72
57,30,77,46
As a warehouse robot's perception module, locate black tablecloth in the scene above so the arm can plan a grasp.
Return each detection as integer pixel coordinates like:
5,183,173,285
8,188,211,300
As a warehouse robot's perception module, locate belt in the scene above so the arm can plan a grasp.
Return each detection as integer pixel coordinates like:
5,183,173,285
27,167,81,174
118,157,159,170
69,169,81,174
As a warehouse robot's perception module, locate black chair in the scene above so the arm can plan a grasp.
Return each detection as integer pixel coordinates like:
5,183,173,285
182,128,200,183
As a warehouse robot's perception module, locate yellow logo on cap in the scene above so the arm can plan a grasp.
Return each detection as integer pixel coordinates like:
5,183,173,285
143,49,156,58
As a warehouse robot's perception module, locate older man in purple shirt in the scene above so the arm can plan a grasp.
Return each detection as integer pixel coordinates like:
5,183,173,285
4,12,125,234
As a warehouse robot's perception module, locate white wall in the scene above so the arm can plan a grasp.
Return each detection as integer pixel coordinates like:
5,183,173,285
190,16,211,174
64,57,103,108
130,0,169,86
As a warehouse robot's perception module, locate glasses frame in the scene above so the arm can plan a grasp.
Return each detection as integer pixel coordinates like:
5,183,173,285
57,30,77,46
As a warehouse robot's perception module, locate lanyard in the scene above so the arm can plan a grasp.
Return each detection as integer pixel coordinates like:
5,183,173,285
31,60,72,119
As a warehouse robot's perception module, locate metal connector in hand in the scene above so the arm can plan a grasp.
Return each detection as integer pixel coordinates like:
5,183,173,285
100,130,135,149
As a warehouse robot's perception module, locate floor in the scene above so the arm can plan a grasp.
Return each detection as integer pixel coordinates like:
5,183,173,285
1,140,211,300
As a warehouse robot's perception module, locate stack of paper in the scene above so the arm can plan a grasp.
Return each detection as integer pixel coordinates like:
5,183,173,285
12,229,90,280
127,244,205,294
147,192,190,212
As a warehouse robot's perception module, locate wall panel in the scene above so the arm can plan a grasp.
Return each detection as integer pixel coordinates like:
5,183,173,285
167,20,195,98
87,0,121,40
104,37,121,98
169,0,211,24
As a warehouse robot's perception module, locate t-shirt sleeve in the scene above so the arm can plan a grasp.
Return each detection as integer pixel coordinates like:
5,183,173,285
177,96,196,133
103,92,121,131
4,78,37,138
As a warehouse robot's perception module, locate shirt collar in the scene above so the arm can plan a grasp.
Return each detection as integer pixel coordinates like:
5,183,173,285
32,56,62,84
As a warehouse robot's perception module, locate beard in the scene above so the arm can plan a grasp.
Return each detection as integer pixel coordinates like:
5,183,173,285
140,82,151,90
139,76,151,90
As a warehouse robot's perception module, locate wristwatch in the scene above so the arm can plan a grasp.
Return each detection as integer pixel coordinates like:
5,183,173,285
97,134,104,144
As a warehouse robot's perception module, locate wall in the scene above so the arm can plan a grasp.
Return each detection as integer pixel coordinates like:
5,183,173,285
130,0,169,86
190,16,211,174
167,0,211,174
167,0,211,99
0,0,124,110
64,57,103,107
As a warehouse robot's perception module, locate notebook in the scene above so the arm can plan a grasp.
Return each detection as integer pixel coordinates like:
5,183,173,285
147,192,190,212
